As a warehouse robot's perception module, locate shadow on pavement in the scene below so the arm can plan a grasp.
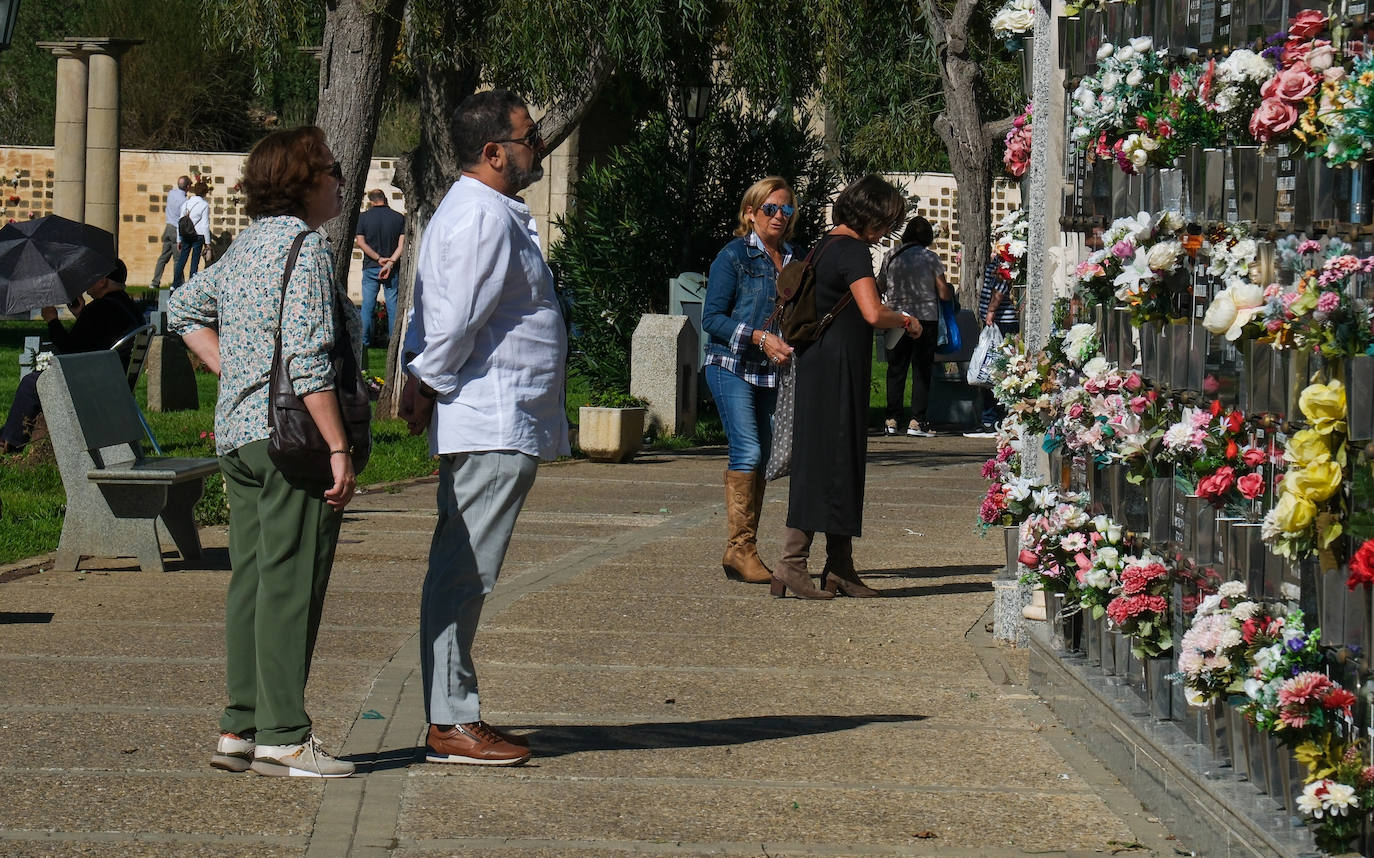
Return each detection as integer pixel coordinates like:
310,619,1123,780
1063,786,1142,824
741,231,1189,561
0,611,53,624
353,714,924,771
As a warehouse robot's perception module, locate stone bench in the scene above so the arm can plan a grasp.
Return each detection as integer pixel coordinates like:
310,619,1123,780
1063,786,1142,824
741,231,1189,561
37,351,219,573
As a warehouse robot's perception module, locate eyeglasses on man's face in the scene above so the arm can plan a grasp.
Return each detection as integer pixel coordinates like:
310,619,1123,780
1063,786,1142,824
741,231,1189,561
759,202,795,219
492,126,543,152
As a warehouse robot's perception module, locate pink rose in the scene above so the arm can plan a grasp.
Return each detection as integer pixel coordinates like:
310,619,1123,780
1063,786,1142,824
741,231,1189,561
1237,472,1266,500
1112,239,1136,259
1250,98,1300,141
1288,10,1327,40
1129,395,1150,414
1197,466,1237,501
1325,66,1347,84
1242,447,1267,467
1306,43,1335,72
1019,549,1039,567
1124,372,1142,392
1273,63,1320,101
1069,403,1085,418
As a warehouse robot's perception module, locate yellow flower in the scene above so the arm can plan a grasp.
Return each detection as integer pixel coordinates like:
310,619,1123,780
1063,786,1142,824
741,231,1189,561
1287,461,1343,502
1272,490,1317,536
1285,429,1332,467
1362,70,1374,86
1298,379,1347,435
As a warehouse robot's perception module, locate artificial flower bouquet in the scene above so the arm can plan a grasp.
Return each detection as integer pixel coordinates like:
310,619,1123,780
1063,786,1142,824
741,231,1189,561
1249,12,1351,156
990,336,1060,434
1017,487,1093,599
1075,514,1128,620
1069,210,1187,323
1048,356,1155,470
1004,103,1033,178
1158,399,1273,511
991,208,1029,289
1055,322,1100,369
1294,746,1374,855
991,0,1034,50
1177,579,1252,706
1070,38,1172,172
1267,253,1374,358
1262,379,1348,561
977,431,1036,532
1105,552,1173,657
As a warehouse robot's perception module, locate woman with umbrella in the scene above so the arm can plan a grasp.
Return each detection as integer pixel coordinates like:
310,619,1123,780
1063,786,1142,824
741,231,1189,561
0,259,142,453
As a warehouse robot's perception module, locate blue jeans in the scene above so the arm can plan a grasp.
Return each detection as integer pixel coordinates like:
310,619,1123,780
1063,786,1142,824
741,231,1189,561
360,265,397,347
172,236,203,288
705,364,777,472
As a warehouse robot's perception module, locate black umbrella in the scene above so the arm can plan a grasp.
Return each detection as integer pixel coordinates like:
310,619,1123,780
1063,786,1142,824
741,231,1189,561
0,215,117,315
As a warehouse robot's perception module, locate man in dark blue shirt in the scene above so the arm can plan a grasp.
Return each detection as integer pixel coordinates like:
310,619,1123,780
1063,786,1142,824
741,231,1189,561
354,189,406,347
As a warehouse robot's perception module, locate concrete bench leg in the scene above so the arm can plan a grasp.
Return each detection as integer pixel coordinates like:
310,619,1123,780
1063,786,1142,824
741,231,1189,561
160,481,206,563
94,483,170,573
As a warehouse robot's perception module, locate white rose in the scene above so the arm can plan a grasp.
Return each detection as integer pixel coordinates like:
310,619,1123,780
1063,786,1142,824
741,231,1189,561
1096,546,1120,568
1130,36,1154,53
1202,291,1238,335
1146,239,1181,271
1097,43,1115,61
1126,68,1145,87
1100,71,1122,91
1221,629,1243,649
1116,45,1135,61
1129,146,1150,168
1099,94,1117,113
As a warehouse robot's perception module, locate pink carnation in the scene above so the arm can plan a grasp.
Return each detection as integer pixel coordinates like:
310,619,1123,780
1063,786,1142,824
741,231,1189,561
1316,291,1341,313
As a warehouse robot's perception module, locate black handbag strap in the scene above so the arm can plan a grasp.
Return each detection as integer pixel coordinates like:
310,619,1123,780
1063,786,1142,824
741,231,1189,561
270,230,315,380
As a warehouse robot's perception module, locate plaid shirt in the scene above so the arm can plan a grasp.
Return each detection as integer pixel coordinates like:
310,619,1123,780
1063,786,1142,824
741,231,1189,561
703,232,792,388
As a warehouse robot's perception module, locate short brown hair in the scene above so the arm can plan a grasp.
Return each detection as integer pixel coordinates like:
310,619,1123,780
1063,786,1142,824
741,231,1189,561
831,175,905,237
191,180,211,196
241,126,333,219
367,189,387,204
733,176,797,240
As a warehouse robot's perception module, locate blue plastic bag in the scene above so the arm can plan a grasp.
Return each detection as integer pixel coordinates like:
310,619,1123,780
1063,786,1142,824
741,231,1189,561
935,299,961,356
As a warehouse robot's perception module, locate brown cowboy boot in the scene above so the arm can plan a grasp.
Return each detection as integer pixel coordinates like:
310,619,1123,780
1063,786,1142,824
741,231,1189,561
769,526,834,599
820,534,880,598
722,470,771,583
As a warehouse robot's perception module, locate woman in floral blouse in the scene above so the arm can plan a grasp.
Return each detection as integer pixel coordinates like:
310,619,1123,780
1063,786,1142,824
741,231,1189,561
170,126,363,779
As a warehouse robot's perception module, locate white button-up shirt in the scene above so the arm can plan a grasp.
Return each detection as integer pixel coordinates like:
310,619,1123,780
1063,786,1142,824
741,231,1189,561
405,175,570,461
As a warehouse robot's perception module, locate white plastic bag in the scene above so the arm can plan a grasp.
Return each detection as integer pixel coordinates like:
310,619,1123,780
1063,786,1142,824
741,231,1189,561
966,325,1004,387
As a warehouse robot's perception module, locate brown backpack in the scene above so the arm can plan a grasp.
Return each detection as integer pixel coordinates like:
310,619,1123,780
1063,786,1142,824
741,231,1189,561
772,236,852,348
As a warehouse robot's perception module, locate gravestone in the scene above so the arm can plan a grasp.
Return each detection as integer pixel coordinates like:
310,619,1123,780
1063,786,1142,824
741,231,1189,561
145,335,198,412
630,314,698,437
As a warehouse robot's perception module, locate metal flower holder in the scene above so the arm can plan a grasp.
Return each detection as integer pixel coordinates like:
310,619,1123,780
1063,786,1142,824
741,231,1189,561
1346,355,1374,442
1003,525,1020,578
1138,321,1161,385
1232,147,1261,223
1112,307,1136,369
1226,700,1251,781
1206,332,1242,410
1144,655,1173,721
1148,475,1173,550
1099,620,1119,675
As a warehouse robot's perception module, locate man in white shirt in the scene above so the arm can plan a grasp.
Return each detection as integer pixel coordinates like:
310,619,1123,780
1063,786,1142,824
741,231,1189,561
405,90,568,767
149,175,189,288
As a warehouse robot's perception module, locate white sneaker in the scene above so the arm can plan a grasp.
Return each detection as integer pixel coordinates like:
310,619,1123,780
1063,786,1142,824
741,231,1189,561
962,430,997,439
210,732,255,772
251,734,355,778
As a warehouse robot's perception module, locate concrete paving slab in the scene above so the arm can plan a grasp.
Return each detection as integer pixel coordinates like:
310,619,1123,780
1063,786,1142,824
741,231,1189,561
0,622,414,663
396,778,1135,851
0,840,305,858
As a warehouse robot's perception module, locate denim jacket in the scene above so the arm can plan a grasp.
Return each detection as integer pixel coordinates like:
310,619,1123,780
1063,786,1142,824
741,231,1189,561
702,233,793,384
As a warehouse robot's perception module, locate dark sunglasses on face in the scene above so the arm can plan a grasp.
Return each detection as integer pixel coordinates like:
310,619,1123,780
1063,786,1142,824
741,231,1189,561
492,128,543,151
759,203,795,218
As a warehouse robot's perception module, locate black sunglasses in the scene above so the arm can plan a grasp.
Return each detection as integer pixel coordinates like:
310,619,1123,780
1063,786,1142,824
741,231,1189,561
492,127,543,151
759,203,795,218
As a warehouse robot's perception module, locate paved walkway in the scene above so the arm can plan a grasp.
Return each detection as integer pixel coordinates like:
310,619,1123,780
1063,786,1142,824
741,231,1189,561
0,436,1183,857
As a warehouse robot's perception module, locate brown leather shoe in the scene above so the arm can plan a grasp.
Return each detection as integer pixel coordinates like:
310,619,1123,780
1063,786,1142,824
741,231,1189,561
425,722,531,766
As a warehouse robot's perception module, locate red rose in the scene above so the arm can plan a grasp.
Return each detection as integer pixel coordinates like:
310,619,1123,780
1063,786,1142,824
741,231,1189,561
1019,549,1040,567
1197,466,1237,501
1225,410,1245,433
1237,472,1265,499
1348,539,1374,590
1288,10,1327,40
1226,439,1240,460
1273,63,1320,102
1250,98,1300,142
1209,399,1223,417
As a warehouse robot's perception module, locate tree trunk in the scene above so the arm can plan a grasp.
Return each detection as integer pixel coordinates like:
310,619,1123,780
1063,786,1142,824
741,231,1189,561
376,57,615,418
314,0,406,291
917,0,1015,307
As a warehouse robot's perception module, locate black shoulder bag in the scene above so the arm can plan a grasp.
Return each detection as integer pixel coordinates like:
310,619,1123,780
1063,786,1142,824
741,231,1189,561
266,230,372,482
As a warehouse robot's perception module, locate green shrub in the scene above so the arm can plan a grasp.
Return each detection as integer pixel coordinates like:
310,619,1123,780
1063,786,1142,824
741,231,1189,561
551,99,838,401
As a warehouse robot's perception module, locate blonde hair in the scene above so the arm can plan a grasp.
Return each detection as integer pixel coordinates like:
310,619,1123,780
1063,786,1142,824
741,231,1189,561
734,176,797,240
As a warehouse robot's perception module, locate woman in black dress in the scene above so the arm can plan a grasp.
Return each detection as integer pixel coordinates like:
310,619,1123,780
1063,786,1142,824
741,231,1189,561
772,175,917,599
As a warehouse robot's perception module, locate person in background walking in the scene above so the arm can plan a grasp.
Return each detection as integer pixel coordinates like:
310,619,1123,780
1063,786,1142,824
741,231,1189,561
354,189,406,347
701,176,796,585
406,90,566,767
150,176,189,289
171,126,361,778
774,175,915,600
878,216,952,439
974,258,1021,433
172,180,212,289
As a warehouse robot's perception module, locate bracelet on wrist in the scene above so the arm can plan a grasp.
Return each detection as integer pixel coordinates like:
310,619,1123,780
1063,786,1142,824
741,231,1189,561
330,448,352,457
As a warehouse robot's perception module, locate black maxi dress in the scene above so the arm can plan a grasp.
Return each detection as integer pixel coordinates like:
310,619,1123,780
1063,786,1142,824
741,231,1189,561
785,234,879,538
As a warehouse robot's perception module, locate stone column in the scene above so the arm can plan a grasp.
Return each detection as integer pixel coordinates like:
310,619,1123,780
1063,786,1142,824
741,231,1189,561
81,39,140,248
38,42,90,222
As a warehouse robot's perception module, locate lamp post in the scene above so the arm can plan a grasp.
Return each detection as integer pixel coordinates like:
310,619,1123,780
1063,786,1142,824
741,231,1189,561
679,83,712,274
0,0,21,51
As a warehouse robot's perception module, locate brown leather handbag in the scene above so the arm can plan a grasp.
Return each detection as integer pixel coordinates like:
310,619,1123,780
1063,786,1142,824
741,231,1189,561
266,230,372,482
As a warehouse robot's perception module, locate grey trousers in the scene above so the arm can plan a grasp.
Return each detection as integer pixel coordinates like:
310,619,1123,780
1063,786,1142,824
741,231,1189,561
420,450,538,725
150,223,177,288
